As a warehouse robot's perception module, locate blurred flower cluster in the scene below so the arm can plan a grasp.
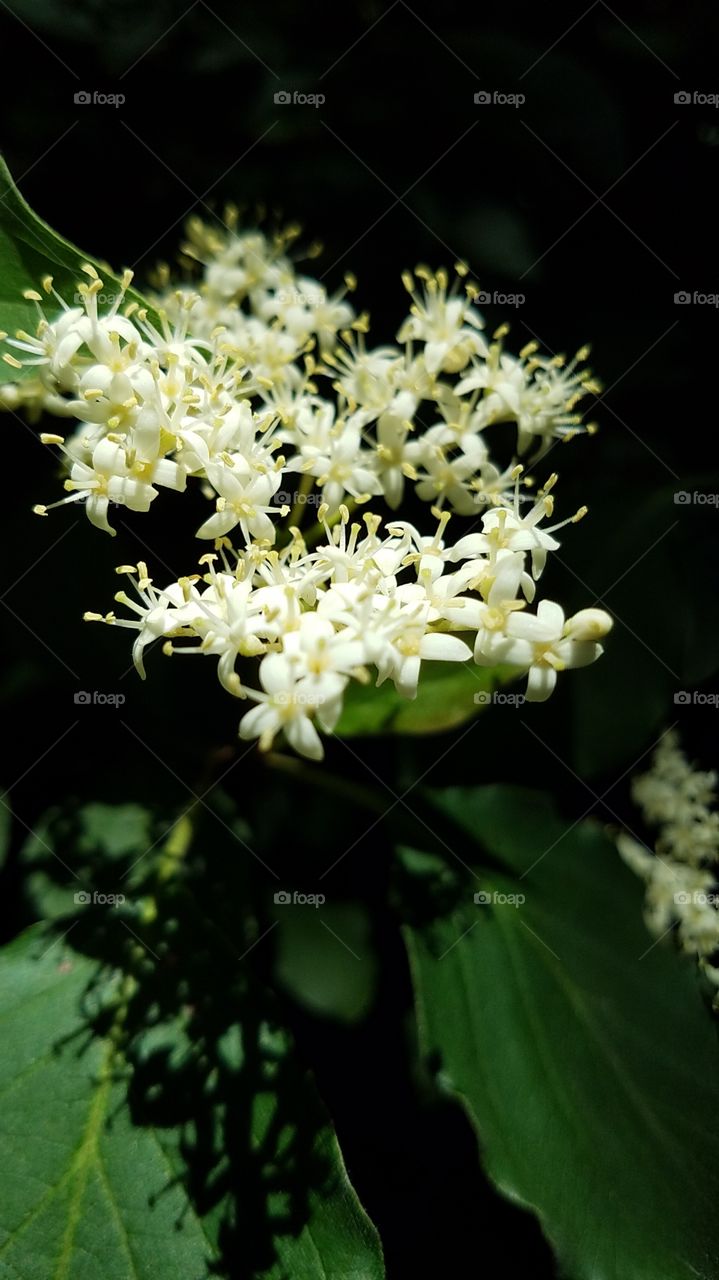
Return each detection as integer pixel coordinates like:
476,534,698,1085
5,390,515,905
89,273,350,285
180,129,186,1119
2,216,612,757
619,730,719,1003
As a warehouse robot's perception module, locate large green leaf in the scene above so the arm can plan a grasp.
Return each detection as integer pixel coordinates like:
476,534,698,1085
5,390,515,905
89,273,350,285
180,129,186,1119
0,913,384,1276
273,900,378,1024
335,661,518,737
0,927,213,1279
0,155,157,384
403,785,719,1280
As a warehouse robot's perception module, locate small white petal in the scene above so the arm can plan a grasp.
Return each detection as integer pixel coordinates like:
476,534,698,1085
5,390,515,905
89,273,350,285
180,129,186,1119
525,665,557,702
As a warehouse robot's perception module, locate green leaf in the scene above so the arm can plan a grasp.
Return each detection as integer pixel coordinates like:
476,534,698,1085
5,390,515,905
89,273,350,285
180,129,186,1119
0,925,385,1280
73,803,154,859
335,661,518,737
404,785,719,1280
1,896,386,1280
273,901,378,1024
0,155,158,384
21,803,156,922
0,927,213,1279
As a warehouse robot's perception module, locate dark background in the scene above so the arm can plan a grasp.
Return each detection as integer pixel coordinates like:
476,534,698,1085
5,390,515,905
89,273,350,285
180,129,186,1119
1,1,718,1275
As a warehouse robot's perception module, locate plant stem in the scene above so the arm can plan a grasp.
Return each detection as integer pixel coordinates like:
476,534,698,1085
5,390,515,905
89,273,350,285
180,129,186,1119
264,749,387,814
303,498,357,548
286,472,315,530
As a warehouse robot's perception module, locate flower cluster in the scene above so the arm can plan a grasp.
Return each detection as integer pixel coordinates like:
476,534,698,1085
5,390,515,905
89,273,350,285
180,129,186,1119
619,730,719,1002
2,216,612,757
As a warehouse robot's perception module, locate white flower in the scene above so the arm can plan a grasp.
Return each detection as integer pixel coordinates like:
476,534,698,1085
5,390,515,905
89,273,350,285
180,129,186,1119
84,563,204,676
239,652,346,761
475,470,588,579
327,339,403,415
184,571,268,695
256,275,355,352
197,463,282,543
476,599,612,701
406,431,481,514
457,339,598,455
311,510,405,586
354,593,472,699
374,390,418,509
386,617,471,699
397,267,487,374
282,612,365,680
2,231,613,760
472,552,530,659
293,413,381,513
